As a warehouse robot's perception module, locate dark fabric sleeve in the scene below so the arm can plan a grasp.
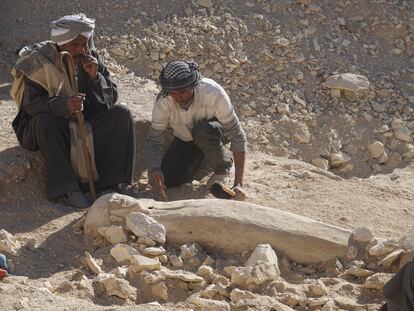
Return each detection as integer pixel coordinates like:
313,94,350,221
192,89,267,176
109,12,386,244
22,77,71,118
80,53,118,116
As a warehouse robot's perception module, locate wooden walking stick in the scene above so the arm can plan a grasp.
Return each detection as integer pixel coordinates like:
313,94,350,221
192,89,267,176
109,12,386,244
61,51,97,201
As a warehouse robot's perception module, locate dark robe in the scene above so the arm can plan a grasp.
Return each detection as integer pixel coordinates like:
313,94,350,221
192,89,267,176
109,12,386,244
382,259,414,311
12,51,135,198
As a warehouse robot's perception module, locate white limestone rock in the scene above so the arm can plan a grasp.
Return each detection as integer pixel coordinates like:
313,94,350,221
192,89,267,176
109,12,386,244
180,243,203,259
307,280,328,297
142,246,166,257
346,266,375,278
246,244,280,276
379,249,405,269
324,73,370,92
169,254,184,267
130,255,161,273
126,212,166,244
0,229,21,256
197,0,214,8
330,151,352,168
101,277,137,299
110,244,139,263
97,225,127,244
230,288,256,302
162,267,205,283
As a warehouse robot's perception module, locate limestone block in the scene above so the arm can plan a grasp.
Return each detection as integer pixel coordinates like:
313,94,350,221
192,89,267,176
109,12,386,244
126,212,166,244
346,266,375,278
149,199,350,264
97,225,127,244
151,282,168,301
110,244,139,263
378,249,404,269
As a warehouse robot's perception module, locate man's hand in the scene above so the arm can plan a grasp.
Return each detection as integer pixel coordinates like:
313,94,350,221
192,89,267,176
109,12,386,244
82,53,98,79
67,94,85,113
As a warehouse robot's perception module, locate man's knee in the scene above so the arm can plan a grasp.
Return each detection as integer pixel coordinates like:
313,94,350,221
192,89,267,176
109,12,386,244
110,105,132,121
192,119,221,145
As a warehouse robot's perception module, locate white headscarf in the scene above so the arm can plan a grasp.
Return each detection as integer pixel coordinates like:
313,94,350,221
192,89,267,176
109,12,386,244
50,13,95,46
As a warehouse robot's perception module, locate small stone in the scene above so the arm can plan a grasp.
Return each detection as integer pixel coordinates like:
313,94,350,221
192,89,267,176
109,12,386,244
230,288,256,302
367,141,385,159
324,73,370,92
142,246,166,257
110,244,139,263
97,225,128,244
197,265,214,277
162,268,205,283
368,239,398,257
130,255,161,273
330,151,351,168
101,277,137,299
334,296,360,309
378,249,404,269
353,227,374,242
346,246,358,260
371,101,386,113
197,0,214,8
311,158,329,170
0,230,20,256
364,273,393,290
307,280,328,297
180,243,203,259
151,282,168,301
169,254,184,267
84,252,102,275
187,296,230,311
346,266,375,278
394,127,411,142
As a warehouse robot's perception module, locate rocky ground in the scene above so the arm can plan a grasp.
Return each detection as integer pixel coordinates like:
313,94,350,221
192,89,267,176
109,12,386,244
0,0,414,310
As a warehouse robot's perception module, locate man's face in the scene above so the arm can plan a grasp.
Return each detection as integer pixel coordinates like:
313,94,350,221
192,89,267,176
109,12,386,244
170,87,194,106
60,35,89,64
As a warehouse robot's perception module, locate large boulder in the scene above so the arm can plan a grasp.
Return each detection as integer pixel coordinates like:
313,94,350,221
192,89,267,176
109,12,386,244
85,197,350,264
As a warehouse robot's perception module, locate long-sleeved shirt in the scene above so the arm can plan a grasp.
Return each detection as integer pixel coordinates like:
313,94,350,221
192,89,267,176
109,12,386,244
12,51,118,146
145,78,246,171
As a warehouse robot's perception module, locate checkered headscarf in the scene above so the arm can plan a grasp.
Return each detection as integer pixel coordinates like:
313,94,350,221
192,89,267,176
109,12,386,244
158,60,201,98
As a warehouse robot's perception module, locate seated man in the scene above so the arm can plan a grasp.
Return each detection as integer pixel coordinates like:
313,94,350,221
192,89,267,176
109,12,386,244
11,14,136,208
145,60,246,199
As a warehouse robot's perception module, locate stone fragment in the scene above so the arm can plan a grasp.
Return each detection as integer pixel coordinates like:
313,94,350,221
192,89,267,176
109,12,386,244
330,151,352,168
84,252,102,275
367,141,385,159
169,254,184,267
277,103,290,114
162,268,205,283
110,244,139,263
137,237,157,247
130,255,161,273
180,243,203,259
368,239,398,257
101,277,137,299
394,127,411,142
346,266,375,278
378,249,404,269
197,265,214,277
324,73,370,92
371,101,386,113
307,280,328,297
311,158,329,170
293,127,311,144
364,273,393,290
334,296,360,309
271,301,295,311
142,246,166,257
230,288,256,302
126,212,166,244
97,225,127,244
151,282,168,301
187,296,230,311
353,227,374,242
197,0,214,8
346,246,358,260
0,229,21,256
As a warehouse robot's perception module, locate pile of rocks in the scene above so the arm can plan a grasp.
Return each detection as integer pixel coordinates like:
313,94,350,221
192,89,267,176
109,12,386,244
90,0,414,178
0,194,401,310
